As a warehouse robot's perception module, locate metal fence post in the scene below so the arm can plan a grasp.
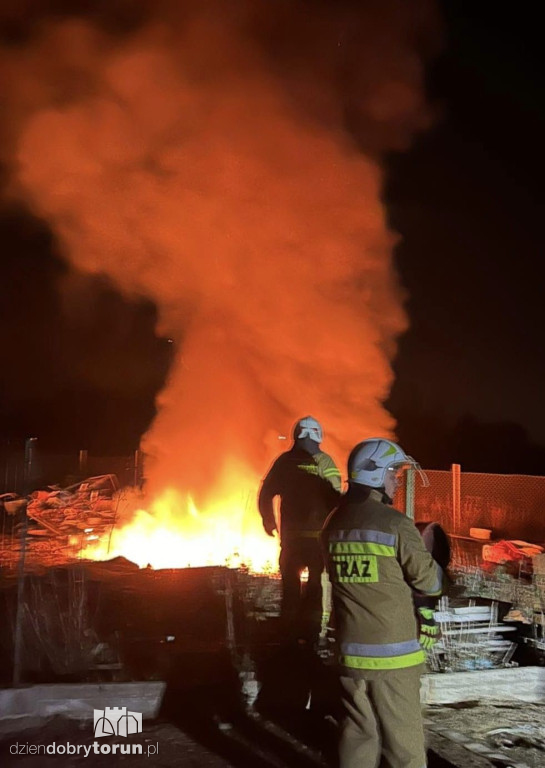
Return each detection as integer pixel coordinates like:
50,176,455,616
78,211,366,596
78,449,88,476
405,468,415,520
12,437,37,686
133,449,142,487
452,463,461,535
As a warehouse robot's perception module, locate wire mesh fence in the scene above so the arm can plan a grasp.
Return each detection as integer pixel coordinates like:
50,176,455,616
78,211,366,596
395,467,545,543
2,446,545,543
0,445,142,495
2,447,545,576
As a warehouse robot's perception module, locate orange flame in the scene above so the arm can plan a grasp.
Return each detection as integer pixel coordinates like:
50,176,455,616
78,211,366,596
2,3,440,570
81,462,279,572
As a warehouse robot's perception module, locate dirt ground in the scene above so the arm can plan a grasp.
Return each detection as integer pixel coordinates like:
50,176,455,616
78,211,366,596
0,719,249,768
0,713,465,768
425,701,545,768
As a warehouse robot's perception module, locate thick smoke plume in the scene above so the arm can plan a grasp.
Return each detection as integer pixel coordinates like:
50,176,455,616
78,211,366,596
1,1,438,501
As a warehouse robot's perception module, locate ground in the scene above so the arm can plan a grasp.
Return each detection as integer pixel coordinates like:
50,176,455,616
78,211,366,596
0,712,470,768
425,701,545,768
1,720,251,768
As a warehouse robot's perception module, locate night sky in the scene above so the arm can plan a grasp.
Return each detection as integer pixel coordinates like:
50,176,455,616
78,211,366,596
385,2,544,472
0,2,543,472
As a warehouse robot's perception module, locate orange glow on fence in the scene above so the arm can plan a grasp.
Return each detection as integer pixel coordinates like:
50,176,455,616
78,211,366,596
81,463,279,572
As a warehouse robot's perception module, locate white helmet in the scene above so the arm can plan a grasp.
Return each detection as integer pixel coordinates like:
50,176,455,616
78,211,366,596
347,438,427,488
293,415,323,443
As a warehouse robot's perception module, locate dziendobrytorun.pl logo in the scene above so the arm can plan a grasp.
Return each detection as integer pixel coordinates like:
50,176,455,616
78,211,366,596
9,706,159,757
94,707,142,738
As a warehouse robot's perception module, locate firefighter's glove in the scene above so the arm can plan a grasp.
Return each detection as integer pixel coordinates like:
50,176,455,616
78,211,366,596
417,607,440,650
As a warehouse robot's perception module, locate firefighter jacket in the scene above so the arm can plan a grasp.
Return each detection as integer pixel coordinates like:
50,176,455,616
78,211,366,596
258,447,341,542
323,487,442,676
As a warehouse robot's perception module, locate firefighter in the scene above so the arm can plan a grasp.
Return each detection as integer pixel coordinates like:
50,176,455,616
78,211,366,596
258,416,341,643
323,438,442,768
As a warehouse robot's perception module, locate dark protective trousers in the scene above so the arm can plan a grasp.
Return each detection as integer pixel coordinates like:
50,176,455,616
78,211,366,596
339,667,426,768
279,538,324,642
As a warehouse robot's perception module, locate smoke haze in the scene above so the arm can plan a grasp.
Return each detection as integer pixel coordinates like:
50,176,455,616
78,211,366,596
0,0,439,500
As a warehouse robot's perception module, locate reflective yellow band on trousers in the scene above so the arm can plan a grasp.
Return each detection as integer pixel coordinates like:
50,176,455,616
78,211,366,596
329,541,395,557
340,650,426,670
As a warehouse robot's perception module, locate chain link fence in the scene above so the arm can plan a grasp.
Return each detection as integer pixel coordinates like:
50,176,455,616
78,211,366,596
0,445,142,495
2,448,544,543
3,447,545,565
390,468,545,630
396,467,545,542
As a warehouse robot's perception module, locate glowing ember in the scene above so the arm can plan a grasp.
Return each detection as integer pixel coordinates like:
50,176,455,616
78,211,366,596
81,466,279,572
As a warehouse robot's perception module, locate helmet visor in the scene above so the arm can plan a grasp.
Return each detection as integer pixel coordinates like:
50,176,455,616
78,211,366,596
388,458,429,488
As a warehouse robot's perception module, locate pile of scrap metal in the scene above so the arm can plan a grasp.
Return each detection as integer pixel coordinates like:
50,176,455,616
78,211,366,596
414,524,522,673
0,475,120,541
427,597,518,672
27,474,120,539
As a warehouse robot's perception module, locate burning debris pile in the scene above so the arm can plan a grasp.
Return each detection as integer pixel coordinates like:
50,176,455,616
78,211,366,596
0,475,127,571
26,475,120,540
1,476,280,574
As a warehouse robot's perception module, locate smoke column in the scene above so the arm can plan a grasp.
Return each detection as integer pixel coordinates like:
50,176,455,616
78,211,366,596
1,1,439,502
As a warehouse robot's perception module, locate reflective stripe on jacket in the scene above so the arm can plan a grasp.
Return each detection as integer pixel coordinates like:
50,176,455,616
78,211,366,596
323,487,442,675
258,448,341,541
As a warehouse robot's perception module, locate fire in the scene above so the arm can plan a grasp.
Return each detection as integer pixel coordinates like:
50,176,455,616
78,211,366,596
81,465,279,572
1,2,440,558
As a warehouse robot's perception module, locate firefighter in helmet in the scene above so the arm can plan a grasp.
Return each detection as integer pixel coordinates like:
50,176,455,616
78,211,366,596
258,416,341,643
322,438,442,768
